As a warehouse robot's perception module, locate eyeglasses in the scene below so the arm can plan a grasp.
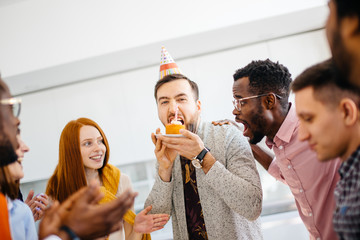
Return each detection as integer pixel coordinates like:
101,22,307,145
232,93,282,111
0,98,22,118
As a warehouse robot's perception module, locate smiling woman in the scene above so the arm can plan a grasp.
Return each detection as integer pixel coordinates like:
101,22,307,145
80,125,107,172
45,118,110,203
45,117,169,240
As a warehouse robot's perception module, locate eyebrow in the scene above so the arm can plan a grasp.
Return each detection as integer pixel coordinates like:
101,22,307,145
158,96,169,102
81,136,103,142
157,93,188,102
297,112,313,118
233,94,244,99
175,93,188,98
81,138,92,143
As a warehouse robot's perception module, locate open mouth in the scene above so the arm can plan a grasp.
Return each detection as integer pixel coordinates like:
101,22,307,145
169,117,185,125
17,158,23,165
235,118,250,135
90,155,103,161
242,123,249,135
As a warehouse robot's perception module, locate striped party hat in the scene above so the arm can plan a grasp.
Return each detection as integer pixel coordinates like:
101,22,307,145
159,46,182,79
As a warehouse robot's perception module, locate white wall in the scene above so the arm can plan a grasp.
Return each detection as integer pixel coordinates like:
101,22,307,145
0,2,334,239
0,0,327,78
17,29,331,182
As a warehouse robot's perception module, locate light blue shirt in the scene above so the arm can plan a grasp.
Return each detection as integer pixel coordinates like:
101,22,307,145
8,198,38,240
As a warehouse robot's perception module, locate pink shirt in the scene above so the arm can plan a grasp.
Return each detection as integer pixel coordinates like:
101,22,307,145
267,104,340,240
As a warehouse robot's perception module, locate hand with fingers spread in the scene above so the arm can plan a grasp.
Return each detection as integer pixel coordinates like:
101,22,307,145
38,185,97,239
38,200,63,240
25,190,49,221
39,181,137,240
212,119,231,126
212,119,242,130
151,128,178,181
62,184,137,240
134,205,170,234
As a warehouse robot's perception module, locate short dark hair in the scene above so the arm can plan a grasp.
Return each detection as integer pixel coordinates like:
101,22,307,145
333,0,360,30
154,74,199,101
233,59,292,109
291,59,360,107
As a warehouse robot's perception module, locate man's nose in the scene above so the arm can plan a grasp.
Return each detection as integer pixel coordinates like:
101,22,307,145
169,101,177,113
298,124,310,142
232,105,241,116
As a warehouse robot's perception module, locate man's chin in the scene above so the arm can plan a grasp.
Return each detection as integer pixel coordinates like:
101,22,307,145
316,152,334,162
249,138,260,145
243,131,257,144
317,156,328,162
249,134,264,145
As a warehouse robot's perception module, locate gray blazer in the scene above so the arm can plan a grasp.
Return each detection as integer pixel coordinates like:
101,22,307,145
145,122,263,239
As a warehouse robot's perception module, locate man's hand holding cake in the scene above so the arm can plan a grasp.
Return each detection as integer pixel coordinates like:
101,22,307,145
152,100,215,175
151,127,178,182
151,104,186,181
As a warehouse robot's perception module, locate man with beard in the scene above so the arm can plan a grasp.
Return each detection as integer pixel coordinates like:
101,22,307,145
326,0,360,88
145,72,263,240
292,59,360,239
232,59,340,240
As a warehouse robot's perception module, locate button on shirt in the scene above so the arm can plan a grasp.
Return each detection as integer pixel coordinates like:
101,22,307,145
267,104,341,240
333,146,360,239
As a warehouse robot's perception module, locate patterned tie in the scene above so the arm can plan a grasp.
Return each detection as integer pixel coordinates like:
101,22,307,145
180,156,208,240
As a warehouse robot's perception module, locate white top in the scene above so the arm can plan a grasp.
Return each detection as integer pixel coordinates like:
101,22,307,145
109,173,133,240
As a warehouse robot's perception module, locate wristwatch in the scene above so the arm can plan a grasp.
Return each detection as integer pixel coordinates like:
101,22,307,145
192,147,210,169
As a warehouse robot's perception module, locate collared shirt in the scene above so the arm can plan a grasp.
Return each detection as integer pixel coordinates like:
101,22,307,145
333,146,360,239
267,104,341,240
7,197,37,240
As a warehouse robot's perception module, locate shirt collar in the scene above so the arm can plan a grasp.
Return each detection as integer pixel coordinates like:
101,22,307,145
266,103,298,148
6,196,13,211
338,145,360,179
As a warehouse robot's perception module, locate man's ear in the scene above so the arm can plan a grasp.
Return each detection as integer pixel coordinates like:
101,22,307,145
263,94,276,110
340,98,358,126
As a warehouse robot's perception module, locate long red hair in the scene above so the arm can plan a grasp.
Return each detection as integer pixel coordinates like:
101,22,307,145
46,118,110,203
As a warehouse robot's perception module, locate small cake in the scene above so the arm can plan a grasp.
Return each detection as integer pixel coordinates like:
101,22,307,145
166,120,185,134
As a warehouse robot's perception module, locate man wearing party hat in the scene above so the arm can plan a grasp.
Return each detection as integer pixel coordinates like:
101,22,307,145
145,47,263,240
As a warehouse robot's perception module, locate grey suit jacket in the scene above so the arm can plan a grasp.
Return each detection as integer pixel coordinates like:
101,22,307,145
145,122,263,239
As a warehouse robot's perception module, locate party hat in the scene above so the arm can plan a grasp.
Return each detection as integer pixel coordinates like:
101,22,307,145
159,46,182,79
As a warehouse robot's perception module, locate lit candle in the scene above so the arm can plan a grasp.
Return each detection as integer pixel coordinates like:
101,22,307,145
174,104,178,122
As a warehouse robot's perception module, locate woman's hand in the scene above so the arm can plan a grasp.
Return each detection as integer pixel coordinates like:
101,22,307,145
25,190,50,221
134,206,170,233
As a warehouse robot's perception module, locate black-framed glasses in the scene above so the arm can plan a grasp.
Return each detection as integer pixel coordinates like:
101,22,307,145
0,98,22,118
232,93,282,111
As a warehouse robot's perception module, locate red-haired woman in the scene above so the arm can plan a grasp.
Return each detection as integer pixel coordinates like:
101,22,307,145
46,118,169,240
